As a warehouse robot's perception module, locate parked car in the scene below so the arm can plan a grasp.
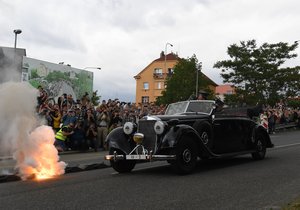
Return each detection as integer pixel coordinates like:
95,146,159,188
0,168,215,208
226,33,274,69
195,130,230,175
105,100,273,174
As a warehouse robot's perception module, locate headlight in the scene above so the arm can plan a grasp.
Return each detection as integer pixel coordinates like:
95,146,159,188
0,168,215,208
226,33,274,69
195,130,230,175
154,121,165,135
123,122,135,135
133,133,144,144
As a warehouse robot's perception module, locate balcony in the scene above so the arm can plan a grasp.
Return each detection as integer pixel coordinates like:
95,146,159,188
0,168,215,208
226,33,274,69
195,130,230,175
153,73,165,79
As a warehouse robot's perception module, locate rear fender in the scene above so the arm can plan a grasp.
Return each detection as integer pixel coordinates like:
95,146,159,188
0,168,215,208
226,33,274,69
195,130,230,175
106,127,133,154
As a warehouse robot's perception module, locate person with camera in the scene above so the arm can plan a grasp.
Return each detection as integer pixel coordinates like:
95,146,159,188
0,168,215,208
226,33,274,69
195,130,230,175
86,122,98,152
70,121,87,151
96,105,110,151
49,104,62,133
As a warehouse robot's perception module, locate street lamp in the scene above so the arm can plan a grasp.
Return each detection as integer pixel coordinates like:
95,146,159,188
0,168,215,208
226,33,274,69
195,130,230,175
195,62,202,98
13,29,22,49
84,67,101,70
164,42,173,75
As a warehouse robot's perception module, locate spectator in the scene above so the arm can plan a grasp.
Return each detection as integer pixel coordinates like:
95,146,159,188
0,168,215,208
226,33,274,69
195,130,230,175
267,110,276,134
83,108,96,130
54,123,75,152
109,111,122,132
37,85,48,106
96,106,110,150
70,121,87,151
62,109,77,126
122,109,136,125
67,94,76,109
58,93,68,111
86,122,98,151
50,105,62,133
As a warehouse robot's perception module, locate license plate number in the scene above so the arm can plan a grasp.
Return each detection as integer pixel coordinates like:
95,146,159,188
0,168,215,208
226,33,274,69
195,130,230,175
126,155,147,160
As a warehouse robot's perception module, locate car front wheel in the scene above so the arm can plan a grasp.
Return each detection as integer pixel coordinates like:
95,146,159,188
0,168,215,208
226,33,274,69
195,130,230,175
251,133,266,160
170,137,198,174
109,148,136,173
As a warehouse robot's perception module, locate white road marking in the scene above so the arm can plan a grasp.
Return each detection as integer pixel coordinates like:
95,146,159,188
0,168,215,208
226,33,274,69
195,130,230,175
273,142,300,149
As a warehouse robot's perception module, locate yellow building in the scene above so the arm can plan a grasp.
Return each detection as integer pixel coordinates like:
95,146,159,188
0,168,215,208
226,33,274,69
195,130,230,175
134,52,217,104
134,52,178,104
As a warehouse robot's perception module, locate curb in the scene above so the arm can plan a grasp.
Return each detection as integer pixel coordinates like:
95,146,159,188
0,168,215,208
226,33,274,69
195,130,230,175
0,162,110,183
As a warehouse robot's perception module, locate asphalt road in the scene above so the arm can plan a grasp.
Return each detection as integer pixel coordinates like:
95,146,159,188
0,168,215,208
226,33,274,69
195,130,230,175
0,130,300,210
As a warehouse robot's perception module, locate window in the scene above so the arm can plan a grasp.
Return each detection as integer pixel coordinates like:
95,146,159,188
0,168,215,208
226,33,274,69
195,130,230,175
154,68,163,74
168,68,174,76
154,68,163,79
156,82,162,89
226,90,233,94
143,82,149,90
142,96,149,103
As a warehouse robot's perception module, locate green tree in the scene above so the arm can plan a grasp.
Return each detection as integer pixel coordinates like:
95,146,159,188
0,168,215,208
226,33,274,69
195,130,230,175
214,40,300,106
91,90,101,106
156,54,214,105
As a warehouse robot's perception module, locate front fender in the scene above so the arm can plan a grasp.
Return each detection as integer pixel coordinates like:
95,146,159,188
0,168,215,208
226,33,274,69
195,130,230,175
160,124,200,148
160,124,217,157
106,127,133,154
254,124,273,148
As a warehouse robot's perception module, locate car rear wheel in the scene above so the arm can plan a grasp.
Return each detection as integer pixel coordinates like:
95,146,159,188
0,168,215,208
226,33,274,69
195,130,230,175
170,137,198,174
109,148,136,173
251,133,266,160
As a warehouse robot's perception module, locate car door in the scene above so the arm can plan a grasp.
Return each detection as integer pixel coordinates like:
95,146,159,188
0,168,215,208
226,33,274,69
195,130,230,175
212,117,244,154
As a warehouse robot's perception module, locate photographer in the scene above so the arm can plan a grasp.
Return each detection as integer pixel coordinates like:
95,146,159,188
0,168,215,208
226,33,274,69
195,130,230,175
96,106,110,151
86,122,98,152
70,121,87,151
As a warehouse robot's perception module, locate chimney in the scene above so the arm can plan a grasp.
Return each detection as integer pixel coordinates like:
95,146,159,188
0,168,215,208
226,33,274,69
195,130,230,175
160,51,165,58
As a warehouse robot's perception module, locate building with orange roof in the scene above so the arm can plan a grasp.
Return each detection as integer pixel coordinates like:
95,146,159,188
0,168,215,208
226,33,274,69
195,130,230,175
215,84,235,101
134,52,217,104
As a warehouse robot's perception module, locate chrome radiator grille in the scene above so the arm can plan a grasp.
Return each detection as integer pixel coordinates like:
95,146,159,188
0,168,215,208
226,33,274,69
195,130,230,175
137,120,157,153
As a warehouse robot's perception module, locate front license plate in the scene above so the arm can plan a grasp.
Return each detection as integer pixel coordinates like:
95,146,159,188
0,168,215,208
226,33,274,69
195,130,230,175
126,155,147,160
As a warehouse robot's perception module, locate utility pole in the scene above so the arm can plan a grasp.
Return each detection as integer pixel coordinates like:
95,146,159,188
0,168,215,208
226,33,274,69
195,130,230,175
195,62,202,97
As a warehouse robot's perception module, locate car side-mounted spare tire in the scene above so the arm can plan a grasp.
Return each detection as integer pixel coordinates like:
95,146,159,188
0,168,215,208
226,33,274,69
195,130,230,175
192,121,213,149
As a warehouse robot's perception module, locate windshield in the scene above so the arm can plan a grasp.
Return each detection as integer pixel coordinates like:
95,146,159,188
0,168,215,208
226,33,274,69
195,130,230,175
165,100,215,115
165,101,189,115
186,101,214,114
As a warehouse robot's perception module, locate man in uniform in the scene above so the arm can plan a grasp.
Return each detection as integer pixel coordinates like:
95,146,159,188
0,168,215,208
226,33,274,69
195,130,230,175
54,123,74,152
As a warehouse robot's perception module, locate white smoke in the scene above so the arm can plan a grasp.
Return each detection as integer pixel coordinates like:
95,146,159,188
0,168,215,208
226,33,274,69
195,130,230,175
0,81,66,180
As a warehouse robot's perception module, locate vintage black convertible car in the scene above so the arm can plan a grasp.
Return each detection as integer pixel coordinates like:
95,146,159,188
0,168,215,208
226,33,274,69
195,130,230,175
105,100,273,174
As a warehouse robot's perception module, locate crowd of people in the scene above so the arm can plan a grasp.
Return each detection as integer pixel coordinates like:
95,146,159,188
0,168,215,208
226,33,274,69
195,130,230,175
262,101,300,134
36,86,300,152
36,86,166,152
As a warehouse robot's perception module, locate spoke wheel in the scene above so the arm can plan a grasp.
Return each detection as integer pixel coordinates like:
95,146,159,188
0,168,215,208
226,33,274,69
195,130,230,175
251,134,266,160
170,137,198,174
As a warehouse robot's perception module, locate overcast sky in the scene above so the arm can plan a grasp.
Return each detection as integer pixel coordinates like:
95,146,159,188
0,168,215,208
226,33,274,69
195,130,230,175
1,0,300,102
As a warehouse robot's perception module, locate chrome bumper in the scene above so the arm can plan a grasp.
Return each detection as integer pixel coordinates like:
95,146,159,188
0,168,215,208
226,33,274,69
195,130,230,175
105,151,176,161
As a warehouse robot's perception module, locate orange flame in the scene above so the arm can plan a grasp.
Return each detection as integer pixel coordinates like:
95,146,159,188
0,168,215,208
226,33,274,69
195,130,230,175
15,125,67,180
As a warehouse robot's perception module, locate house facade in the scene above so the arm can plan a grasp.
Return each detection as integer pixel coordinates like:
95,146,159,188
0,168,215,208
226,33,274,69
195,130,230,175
134,52,218,104
215,84,235,101
134,52,179,104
